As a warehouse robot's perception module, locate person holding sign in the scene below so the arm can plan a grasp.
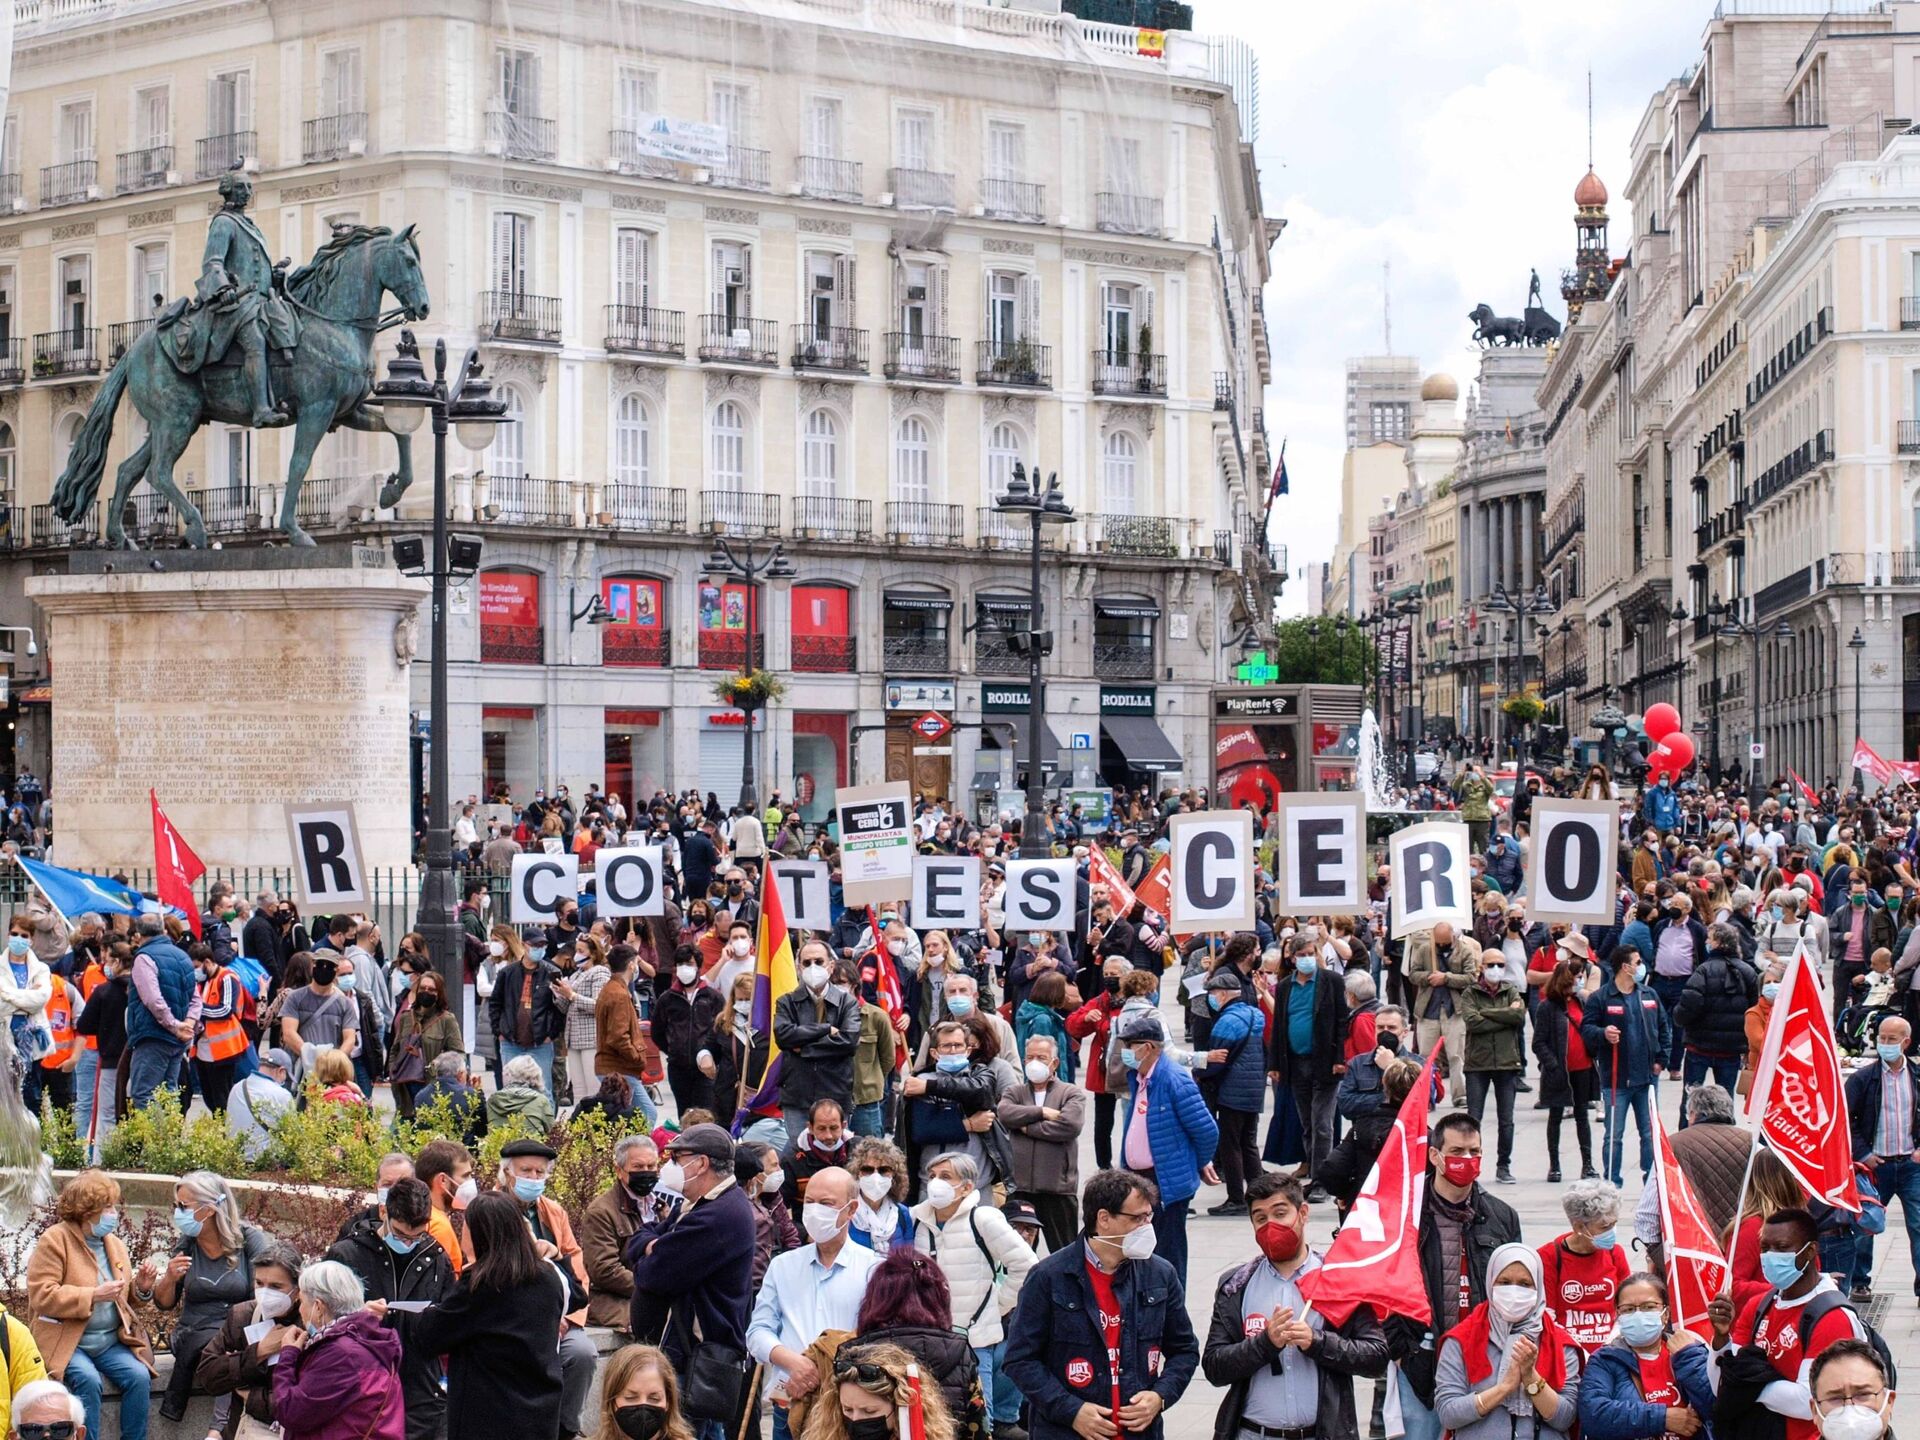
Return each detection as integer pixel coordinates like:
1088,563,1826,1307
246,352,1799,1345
1460,950,1527,1187
1405,922,1481,1104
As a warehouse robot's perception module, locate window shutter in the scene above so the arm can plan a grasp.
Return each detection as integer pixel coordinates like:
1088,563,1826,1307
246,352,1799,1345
1142,286,1154,335
710,242,727,317
891,259,903,330
834,254,855,327
932,264,948,338
616,230,648,309
1021,275,1040,341
493,213,518,295
741,245,754,313
234,72,253,134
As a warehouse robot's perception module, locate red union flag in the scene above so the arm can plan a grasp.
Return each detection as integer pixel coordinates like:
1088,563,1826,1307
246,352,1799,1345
1088,847,1145,923
1789,768,1820,808
1296,1045,1441,1326
1747,943,1860,1212
149,790,206,939
1653,1110,1730,1332
1134,851,1172,921
1852,737,1894,786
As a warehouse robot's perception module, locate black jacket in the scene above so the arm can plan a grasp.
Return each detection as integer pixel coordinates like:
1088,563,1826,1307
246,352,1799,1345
653,983,724,1067
903,1062,1016,1185
1530,995,1584,1108
1317,1108,1397,1212
1387,1181,1521,1405
409,1266,567,1440
486,957,567,1047
1672,948,1759,1059
1267,969,1348,1085
1847,1055,1920,1160
74,974,130,1065
859,1323,982,1439
772,983,862,1110
1202,1256,1388,1440
626,1180,758,1371
241,911,280,982
325,1215,459,1440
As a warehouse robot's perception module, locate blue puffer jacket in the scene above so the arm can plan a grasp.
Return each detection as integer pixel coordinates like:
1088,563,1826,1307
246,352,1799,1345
124,936,194,1052
1125,1054,1219,1203
1577,1337,1715,1440
1642,784,1680,832
1196,997,1266,1113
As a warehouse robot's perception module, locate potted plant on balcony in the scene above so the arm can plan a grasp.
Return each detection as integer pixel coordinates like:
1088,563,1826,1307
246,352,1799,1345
1135,322,1154,390
1499,693,1545,727
714,667,785,712
31,353,55,379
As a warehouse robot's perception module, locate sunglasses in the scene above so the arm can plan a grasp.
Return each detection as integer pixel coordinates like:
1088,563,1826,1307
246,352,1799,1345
832,1357,891,1385
19,1425,77,1440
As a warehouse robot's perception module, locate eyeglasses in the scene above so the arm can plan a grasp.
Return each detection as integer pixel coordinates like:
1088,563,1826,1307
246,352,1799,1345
1617,1302,1665,1317
856,1165,891,1176
18,1424,77,1440
1814,1389,1886,1413
1114,1207,1155,1228
832,1357,892,1385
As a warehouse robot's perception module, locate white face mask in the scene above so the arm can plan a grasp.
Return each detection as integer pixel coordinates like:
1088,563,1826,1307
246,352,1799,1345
926,951,945,968
801,1201,846,1244
1490,1284,1538,1322
1025,1059,1052,1085
762,1167,785,1194
858,1172,894,1204
924,1178,958,1210
675,964,697,985
802,964,830,991
656,1159,688,1196
887,939,907,956
487,940,505,957
253,1286,292,1320
1118,1225,1157,1261
453,1177,478,1207
1819,1401,1890,1440
731,938,752,957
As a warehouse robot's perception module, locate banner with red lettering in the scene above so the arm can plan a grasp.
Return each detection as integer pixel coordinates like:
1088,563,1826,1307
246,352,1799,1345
1296,1046,1440,1326
1747,943,1861,1212
1653,1111,1731,1333
150,790,206,939
1852,738,1894,786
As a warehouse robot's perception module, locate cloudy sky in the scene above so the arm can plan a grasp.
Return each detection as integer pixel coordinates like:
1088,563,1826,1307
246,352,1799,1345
1198,0,1717,614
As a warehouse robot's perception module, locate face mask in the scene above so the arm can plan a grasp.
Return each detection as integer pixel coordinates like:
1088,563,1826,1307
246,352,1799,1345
1490,1285,1538,1322
337,972,358,994
936,1053,969,1074
384,1231,421,1255
1295,955,1318,975
173,1207,204,1238
376,1186,390,1209
1025,1059,1053,1085
1027,933,1047,947
253,1286,292,1320
846,1418,894,1440
1763,982,1780,1002
615,1405,669,1440
1589,1228,1618,1251
1853,893,1869,907
312,960,339,985
762,1167,785,1194
512,1177,547,1205
1105,976,1122,996
487,940,505,957
801,1202,846,1243
1880,1043,1906,1066
1820,1400,1891,1440
675,964,697,985
1255,1219,1303,1265
625,1171,660,1198
1760,1247,1806,1290
1439,1154,1481,1189
1207,991,1227,1012
656,1160,687,1196
1482,965,1504,984
450,1177,478,1208
733,999,752,1020
926,952,945,969
6,935,28,956
1618,1310,1665,1348
802,964,829,991
732,938,753,957
1634,963,1648,984
1770,907,1784,923
93,1210,120,1237
1118,1225,1158,1261
947,994,975,1018
1122,1048,1143,1071
395,973,413,992
887,939,907,956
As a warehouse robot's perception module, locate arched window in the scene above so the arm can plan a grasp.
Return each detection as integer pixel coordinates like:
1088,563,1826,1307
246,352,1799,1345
893,416,932,504
490,388,527,479
711,400,746,491
1102,430,1139,514
801,408,839,496
986,421,1022,498
54,414,82,483
614,393,650,487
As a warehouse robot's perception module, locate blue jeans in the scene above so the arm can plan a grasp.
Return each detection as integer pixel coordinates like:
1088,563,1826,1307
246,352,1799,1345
126,1041,182,1111
1650,974,1688,1072
499,1040,555,1100
976,1340,1021,1427
1152,1195,1191,1293
622,1075,660,1127
772,1403,792,1440
65,1341,151,1440
1602,1084,1654,1187
1679,1052,1740,1130
1396,1364,1442,1440
1867,1156,1920,1294
850,1100,885,1137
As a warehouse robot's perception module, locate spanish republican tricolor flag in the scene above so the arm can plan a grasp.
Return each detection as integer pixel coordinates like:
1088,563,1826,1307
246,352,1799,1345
733,860,798,1130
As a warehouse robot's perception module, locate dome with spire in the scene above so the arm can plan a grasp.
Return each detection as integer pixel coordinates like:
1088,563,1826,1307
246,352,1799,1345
1574,168,1608,209
1420,372,1458,402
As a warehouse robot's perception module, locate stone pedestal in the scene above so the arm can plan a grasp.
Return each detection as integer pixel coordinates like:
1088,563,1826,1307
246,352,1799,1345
28,563,429,873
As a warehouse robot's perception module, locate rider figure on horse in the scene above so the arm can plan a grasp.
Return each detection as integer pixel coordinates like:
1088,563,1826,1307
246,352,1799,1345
197,167,296,427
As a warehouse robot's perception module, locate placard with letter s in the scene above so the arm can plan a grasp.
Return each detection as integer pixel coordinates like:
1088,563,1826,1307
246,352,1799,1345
1167,810,1256,932
1523,798,1620,925
1002,859,1076,932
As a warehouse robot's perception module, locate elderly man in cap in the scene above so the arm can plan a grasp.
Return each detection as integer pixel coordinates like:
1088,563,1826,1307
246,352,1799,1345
498,1138,596,1440
226,1045,294,1162
1116,1010,1218,1290
10,1380,84,1440
626,1123,758,1440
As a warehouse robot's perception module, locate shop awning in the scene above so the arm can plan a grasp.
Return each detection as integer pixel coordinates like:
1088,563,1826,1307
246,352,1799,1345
981,718,1066,765
1100,714,1182,772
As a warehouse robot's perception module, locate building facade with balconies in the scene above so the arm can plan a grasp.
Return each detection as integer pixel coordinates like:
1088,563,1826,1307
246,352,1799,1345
0,0,1277,814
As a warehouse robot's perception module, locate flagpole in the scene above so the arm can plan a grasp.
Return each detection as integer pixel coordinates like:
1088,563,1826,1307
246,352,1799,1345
1725,1127,1764,1264
13,853,71,934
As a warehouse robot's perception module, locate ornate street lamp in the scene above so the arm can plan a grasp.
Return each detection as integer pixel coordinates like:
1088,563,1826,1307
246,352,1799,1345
701,539,797,812
996,461,1074,857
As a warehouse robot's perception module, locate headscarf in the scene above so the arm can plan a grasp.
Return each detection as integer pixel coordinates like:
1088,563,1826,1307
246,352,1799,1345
1484,1241,1547,1356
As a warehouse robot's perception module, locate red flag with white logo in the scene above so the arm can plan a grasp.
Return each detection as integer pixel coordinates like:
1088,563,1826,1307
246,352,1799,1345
1852,738,1894,786
1088,847,1145,923
1296,1046,1441,1326
1788,769,1820,808
1652,1110,1730,1333
1747,943,1860,1213
1133,851,1172,922
150,790,205,939
862,906,907,1069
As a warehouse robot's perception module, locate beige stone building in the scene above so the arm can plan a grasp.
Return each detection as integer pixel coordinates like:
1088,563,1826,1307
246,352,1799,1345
0,0,1279,811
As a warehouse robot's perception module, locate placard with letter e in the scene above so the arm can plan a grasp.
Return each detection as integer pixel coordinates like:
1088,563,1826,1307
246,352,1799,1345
1387,821,1472,938
768,860,833,932
593,847,667,917
1002,859,1077,932
1167,809,1256,932
510,851,580,923
1523,798,1621,925
283,804,369,909
836,781,915,906
1272,792,1366,915
912,854,980,930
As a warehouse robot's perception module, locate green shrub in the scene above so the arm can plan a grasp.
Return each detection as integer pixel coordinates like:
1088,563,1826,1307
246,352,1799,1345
262,1084,414,1187
39,1097,85,1171
100,1088,249,1176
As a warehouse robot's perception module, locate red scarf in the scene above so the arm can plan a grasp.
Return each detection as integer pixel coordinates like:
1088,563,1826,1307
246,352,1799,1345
1442,1300,1574,1391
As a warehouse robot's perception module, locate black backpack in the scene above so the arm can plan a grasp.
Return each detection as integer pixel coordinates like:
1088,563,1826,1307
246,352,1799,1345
1751,1288,1897,1388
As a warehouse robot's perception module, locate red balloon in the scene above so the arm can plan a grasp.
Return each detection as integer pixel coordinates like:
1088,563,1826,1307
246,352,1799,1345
1661,732,1697,772
1644,703,1683,742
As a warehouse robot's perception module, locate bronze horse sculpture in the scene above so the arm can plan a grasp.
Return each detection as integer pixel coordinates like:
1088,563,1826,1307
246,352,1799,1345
52,224,430,548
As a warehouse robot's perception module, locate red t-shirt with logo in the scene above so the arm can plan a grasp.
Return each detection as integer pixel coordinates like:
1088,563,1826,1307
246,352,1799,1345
1731,1287,1864,1440
1538,1238,1631,1350
1633,1349,1686,1440
1084,1258,1123,1422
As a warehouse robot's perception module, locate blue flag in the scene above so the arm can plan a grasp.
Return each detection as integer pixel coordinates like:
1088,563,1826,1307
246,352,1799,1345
16,857,162,922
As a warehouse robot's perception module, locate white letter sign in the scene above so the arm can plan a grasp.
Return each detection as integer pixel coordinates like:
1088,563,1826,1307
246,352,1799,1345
283,804,368,909
594,847,666,918
1387,821,1471,938
769,860,833,932
1524,798,1621,926
510,851,579,923
836,781,915,907
912,855,980,931
1168,810,1256,932
1002,859,1077,932
1272,792,1366,915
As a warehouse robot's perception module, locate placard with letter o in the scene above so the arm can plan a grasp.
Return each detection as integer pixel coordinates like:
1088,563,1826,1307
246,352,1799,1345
1167,810,1255,932
1387,820,1472,938
1272,792,1366,915
1002,859,1077,931
1523,798,1621,925
913,855,981,931
594,847,666,917
510,851,580,923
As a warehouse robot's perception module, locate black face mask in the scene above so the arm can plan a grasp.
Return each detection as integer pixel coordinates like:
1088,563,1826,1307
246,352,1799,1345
1104,976,1122,996
615,1405,669,1440
625,1171,660,1197
846,1419,893,1440
312,960,338,986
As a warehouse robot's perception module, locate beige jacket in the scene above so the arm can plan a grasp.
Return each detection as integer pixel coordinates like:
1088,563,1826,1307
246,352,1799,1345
1402,931,1484,1022
26,1221,156,1383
